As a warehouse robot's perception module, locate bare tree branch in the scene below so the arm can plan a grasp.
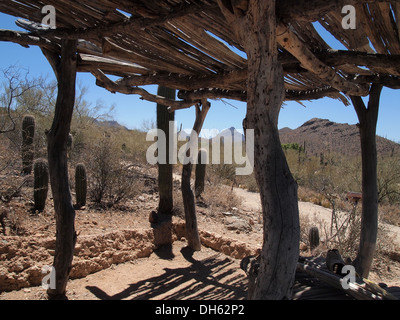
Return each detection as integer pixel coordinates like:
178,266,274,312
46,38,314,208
0,66,40,134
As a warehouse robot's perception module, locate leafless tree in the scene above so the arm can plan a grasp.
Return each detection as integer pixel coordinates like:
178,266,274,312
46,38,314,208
0,66,40,134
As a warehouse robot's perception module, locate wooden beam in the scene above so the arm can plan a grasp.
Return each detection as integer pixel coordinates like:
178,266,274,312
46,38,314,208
352,75,400,89
318,50,400,77
77,53,149,76
0,29,56,49
116,69,248,91
178,88,246,101
277,23,370,96
92,69,198,111
177,87,347,104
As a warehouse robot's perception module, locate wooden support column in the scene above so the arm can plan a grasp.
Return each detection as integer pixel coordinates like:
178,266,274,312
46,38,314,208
217,0,300,299
42,40,78,299
350,83,383,278
181,101,210,251
157,86,176,215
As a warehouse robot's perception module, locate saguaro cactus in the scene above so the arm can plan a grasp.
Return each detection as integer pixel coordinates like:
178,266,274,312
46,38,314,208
33,158,49,212
66,133,74,160
157,86,176,214
21,115,35,174
195,148,208,198
309,226,320,251
75,163,87,208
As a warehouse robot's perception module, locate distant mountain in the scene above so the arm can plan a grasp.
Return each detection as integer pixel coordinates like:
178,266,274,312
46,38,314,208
279,118,400,156
177,127,245,143
93,119,128,130
213,127,245,142
178,129,191,140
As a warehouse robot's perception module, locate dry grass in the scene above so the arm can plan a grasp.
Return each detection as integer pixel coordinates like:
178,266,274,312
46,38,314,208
201,184,242,214
298,186,331,208
380,204,400,227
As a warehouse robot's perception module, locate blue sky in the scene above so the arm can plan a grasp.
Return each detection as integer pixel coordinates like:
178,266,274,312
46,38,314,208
0,12,399,142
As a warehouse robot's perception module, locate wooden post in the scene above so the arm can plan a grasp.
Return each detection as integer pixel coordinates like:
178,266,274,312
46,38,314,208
157,86,175,214
181,101,210,251
217,0,300,299
42,40,78,299
350,83,383,278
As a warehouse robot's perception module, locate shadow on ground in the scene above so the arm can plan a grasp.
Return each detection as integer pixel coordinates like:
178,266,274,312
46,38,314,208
86,246,247,300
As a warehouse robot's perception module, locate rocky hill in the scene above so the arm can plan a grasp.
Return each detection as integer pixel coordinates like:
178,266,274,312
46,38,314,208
279,118,400,157
214,127,245,142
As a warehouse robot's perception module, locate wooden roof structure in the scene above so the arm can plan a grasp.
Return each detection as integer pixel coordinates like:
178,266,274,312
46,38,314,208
1,0,400,110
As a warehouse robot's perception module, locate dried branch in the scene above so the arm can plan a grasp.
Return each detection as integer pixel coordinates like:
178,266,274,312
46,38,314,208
91,69,198,111
0,66,40,134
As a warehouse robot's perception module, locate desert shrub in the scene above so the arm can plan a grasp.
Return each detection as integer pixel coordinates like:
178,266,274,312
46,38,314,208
202,184,242,214
377,156,400,205
172,188,185,218
238,173,259,192
84,133,143,207
0,206,28,236
380,204,400,227
0,135,30,203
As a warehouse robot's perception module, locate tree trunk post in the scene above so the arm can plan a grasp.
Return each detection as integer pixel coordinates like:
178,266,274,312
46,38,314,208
217,0,300,299
181,101,210,251
157,86,175,214
42,40,78,299
350,83,383,278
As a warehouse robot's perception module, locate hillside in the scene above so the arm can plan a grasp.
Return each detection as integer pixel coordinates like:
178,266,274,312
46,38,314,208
279,118,400,157
214,127,245,142
89,116,400,157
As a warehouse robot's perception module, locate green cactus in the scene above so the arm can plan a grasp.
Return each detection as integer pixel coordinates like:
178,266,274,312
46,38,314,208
33,158,49,212
195,148,208,198
309,226,320,251
157,86,176,214
75,163,87,208
21,115,35,174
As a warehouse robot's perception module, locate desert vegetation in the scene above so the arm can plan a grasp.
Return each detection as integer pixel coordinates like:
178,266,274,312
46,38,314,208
0,69,243,231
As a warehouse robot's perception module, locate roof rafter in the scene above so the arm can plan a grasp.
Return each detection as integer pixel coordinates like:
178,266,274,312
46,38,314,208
91,69,199,111
277,23,370,96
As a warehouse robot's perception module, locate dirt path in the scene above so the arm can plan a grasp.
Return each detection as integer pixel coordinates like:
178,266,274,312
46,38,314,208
0,240,247,300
